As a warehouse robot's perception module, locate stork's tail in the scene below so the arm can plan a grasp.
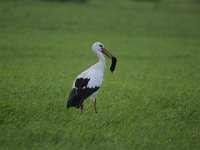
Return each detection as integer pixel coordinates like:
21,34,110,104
66,100,81,109
66,88,82,109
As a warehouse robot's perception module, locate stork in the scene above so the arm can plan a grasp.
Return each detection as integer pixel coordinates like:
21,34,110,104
66,42,117,114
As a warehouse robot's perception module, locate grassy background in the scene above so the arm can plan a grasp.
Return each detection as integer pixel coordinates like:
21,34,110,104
0,0,200,149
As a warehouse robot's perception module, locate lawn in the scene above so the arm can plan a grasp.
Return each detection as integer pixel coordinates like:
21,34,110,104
0,0,200,149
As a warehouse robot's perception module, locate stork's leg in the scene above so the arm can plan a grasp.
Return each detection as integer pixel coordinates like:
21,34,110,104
80,104,84,114
94,98,98,113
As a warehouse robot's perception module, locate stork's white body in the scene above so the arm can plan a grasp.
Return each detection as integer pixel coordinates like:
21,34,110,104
73,60,106,99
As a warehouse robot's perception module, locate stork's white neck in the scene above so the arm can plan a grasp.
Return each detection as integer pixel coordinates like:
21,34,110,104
95,51,106,71
97,51,106,62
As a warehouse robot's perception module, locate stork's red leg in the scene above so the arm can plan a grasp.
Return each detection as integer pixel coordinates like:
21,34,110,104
94,98,98,113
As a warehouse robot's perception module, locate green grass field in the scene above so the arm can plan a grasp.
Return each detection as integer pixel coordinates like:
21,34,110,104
0,0,200,149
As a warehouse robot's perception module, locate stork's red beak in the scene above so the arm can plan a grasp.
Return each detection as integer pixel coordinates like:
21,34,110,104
102,48,113,58
102,48,117,72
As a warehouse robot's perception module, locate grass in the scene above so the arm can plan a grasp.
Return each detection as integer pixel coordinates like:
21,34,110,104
0,0,200,149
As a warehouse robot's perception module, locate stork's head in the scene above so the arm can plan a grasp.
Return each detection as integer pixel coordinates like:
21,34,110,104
92,42,117,72
92,42,104,52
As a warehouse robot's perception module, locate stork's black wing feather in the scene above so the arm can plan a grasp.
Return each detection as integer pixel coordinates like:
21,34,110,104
67,78,99,109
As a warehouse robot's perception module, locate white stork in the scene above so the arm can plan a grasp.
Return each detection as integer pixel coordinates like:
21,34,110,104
66,42,117,113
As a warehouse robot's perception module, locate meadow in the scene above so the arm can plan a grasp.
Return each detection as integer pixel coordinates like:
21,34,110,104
0,0,200,149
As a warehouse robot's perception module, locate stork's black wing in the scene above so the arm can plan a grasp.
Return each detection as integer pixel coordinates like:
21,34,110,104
67,78,99,108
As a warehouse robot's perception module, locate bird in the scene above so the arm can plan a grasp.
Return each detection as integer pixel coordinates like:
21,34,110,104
66,42,117,114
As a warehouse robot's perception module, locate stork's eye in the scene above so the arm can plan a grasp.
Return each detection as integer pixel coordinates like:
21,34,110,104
99,45,103,48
